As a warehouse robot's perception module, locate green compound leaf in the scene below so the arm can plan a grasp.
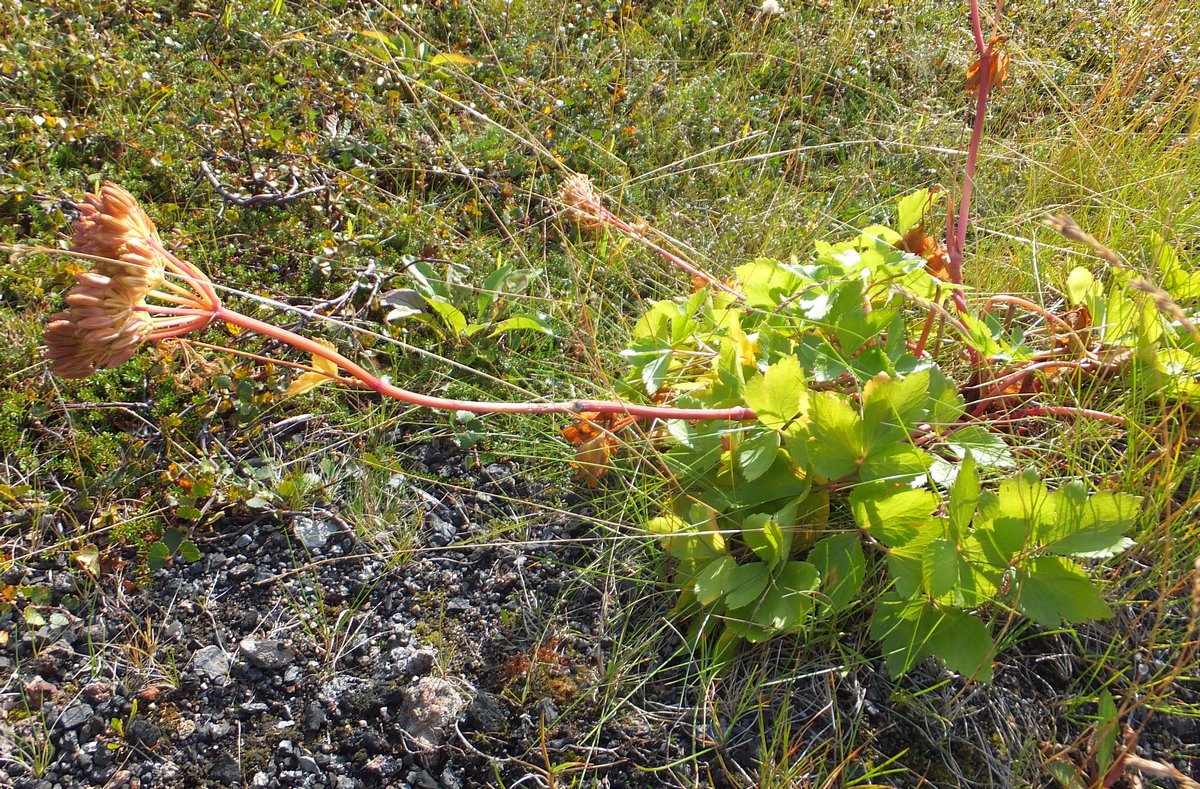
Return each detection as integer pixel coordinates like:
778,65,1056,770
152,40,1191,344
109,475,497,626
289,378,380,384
859,443,931,486
178,541,201,563
849,484,938,545
948,451,979,540
944,425,1015,468
861,370,930,440
745,356,808,431
755,560,820,632
737,428,781,483
742,512,790,568
809,533,865,614
927,607,994,682
922,537,963,598
1040,482,1138,558
1013,556,1113,627
870,593,940,678
808,391,864,480
896,188,936,234
723,562,771,610
694,555,737,606
146,542,170,572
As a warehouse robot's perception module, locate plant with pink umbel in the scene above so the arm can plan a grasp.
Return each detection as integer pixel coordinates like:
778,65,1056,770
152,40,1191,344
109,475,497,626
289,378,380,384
37,181,752,424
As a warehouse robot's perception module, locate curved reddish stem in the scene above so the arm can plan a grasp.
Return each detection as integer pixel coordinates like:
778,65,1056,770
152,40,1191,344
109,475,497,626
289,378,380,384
215,305,754,421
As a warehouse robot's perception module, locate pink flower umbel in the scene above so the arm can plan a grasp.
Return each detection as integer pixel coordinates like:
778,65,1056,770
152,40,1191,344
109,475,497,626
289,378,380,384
44,182,219,378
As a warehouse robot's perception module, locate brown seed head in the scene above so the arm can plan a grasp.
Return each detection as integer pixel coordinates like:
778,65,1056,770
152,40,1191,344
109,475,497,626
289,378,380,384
558,174,608,231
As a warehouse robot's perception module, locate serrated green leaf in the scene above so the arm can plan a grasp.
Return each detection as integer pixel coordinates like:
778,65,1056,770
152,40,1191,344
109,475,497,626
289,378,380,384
724,562,771,609
949,452,979,540
1014,556,1112,626
177,505,203,521
870,594,940,678
178,541,201,563
694,556,737,606
808,391,863,480
23,607,46,628
146,542,170,571
861,370,930,439
809,533,865,613
738,429,781,483
755,561,819,632
896,189,933,234
980,470,1052,563
735,258,804,308
859,443,930,485
1041,484,1138,558
745,356,808,431
927,607,994,682
742,513,787,567
163,527,184,554
945,426,1014,468
849,485,937,545
922,538,961,598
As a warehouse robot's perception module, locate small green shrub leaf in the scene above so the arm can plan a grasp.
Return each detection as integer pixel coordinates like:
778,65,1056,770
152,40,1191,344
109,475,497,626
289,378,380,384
1041,483,1139,557
738,429,781,483
850,485,937,544
146,542,170,571
948,451,979,539
896,188,933,234
178,541,201,563
808,391,863,480
742,513,787,567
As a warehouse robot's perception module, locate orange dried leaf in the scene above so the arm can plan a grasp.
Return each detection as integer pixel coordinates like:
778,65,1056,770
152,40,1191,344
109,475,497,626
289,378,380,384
574,433,616,486
897,226,953,282
965,37,1011,99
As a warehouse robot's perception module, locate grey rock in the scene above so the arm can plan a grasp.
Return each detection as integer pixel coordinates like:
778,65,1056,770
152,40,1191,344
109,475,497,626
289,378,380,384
125,718,160,748
191,645,230,682
303,701,327,732
229,562,255,582
293,516,339,550
466,692,508,733
239,637,294,670
251,772,270,788
298,754,320,774
397,677,466,750
26,639,76,676
209,753,241,785
56,702,93,731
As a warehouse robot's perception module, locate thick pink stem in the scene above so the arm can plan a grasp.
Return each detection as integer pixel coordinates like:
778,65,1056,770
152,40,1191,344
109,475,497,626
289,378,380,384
215,306,754,421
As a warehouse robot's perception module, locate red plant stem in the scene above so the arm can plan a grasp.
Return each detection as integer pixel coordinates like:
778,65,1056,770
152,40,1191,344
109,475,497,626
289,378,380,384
1003,406,1127,426
913,310,937,356
968,359,1093,416
214,305,755,421
979,294,1097,358
945,0,992,316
